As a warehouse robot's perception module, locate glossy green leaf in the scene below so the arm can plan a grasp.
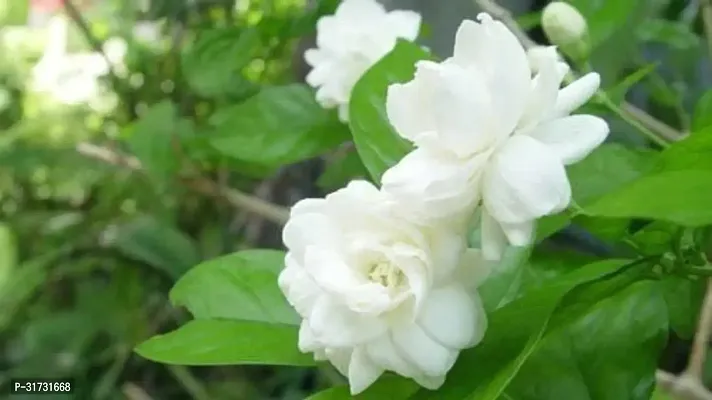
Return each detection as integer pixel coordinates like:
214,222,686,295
410,259,632,400
585,170,712,227
537,144,655,240
348,40,430,182
209,84,348,167
660,276,704,339
692,90,712,132
135,319,313,366
170,249,299,325
655,126,712,171
505,281,668,400
182,28,259,97
111,216,201,280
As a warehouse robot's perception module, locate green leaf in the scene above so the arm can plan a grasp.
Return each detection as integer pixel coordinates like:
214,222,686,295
605,63,658,104
317,149,369,191
505,281,668,400
537,144,655,240
410,259,632,400
209,84,348,167
660,276,704,339
135,319,314,366
585,170,712,227
636,19,700,50
125,101,182,181
170,249,299,325
0,222,17,290
111,216,201,280
692,90,712,132
655,126,712,171
348,40,430,182
182,28,259,97
478,246,532,312
307,376,418,400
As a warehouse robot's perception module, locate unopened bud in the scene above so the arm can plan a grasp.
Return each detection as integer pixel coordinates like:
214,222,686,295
541,2,590,62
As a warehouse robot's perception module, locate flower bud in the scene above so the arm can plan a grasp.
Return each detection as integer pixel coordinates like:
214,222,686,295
541,2,590,62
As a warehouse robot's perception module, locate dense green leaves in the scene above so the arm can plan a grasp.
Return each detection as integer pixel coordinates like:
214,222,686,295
125,101,190,181
411,259,633,400
505,281,668,400
585,170,712,227
182,28,260,97
170,249,298,324
208,84,348,166
692,90,712,132
111,216,201,280
348,40,430,182
537,143,655,240
135,319,313,366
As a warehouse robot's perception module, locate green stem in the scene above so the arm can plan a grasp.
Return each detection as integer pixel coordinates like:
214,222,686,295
597,93,670,148
168,366,211,400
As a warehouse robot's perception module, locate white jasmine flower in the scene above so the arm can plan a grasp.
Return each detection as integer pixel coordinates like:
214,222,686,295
304,0,421,122
279,181,489,394
541,2,589,59
382,14,608,260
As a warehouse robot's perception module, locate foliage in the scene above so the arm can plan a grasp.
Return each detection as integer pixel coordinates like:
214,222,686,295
2,0,712,398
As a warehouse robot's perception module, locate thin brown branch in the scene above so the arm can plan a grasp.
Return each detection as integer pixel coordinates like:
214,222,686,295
122,383,155,400
702,0,712,67
473,0,685,142
656,370,712,400
688,279,712,379
76,143,290,225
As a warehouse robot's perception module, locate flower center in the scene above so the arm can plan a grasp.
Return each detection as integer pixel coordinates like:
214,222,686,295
367,261,404,289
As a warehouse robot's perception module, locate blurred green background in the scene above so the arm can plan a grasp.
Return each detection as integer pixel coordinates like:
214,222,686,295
0,0,711,399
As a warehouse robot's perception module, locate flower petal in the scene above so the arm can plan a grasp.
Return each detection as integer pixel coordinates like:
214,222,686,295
480,210,507,261
553,72,600,118
282,211,340,262
386,71,436,143
336,0,386,22
381,146,484,222
456,248,493,289
391,323,458,376
525,115,609,165
518,47,564,129
500,220,535,247
308,296,387,347
416,285,478,350
278,255,320,316
366,334,420,378
483,135,571,224
348,347,384,395
384,10,422,40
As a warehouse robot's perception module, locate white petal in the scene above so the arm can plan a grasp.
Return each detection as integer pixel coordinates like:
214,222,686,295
525,115,609,165
324,347,353,377
315,16,341,50
519,47,564,129
282,211,340,262
553,72,600,118
304,48,324,67
416,285,477,350
469,292,488,346
308,296,387,347
456,248,493,289
480,209,508,261
500,220,535,247
385,10,422,40
391,323,458,376
427,229,467,284
348,347,384,395
298,321,321,353
366,334,420,378
278,255,320,316
381,147,483,222
483,135,571,224
336,0,385,21
386,73,435,142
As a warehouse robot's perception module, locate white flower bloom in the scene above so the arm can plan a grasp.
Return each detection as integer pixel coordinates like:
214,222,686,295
304,0,421,122
382,14,608,260
279,181,489,394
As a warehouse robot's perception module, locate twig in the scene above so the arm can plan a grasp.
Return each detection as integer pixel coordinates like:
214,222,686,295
168,365,212,400
656,370,712,400
76,143,290,225
702,0,712,66
688,279,712,379
122,383,155,400
473,0,685,143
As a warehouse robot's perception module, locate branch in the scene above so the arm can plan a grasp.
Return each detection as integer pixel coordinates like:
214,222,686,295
473,0,685,143
76,143,290,225
657,370,712,400
689,279,712,379
702,0,712,66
